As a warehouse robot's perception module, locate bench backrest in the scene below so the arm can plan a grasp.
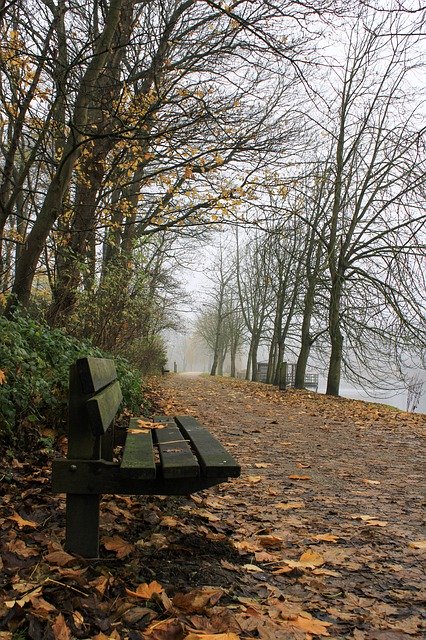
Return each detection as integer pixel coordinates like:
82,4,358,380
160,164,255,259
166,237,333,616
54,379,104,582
68,357,123,462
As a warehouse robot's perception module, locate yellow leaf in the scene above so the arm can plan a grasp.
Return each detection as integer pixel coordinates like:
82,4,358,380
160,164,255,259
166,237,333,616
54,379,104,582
126,580,163,600
247,475,262,483
136,419,165,430
0,369,6,384
8,513,38,529
283,549,325,569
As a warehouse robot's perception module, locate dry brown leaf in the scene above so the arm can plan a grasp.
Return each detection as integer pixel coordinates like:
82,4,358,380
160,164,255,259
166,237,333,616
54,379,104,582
184,634,240,640
313,568,341,577
29,596,57,618
312,533,340,543
52,613,71,640
408,540,426,549
102,535,134,559
288,474,310,480
274,501,304,510
0,369,6,385
247,475,262,483
160,516,180,527
5,587,43,608
196,509,221,522
257,534,283,548
145,618,185,640
126,581,164,600
6,539,39,558
45,550,75,567
254,463,271,468
173,587,223,613
362,479,381,485
89,575,109,597
233,540,261,553
243,563,264,572
285,550,325,569
290,613,331,636
8,512,38,528
136,419,165,430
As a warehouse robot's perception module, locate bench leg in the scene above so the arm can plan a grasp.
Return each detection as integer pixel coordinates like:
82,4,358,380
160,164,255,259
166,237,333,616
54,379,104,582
65,494,100,557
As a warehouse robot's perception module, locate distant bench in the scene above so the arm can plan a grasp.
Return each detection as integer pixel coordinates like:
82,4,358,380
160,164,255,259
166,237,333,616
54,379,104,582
52,357,240,557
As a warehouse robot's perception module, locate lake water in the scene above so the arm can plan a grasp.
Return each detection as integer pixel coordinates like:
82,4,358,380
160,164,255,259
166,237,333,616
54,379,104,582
316,380,426,414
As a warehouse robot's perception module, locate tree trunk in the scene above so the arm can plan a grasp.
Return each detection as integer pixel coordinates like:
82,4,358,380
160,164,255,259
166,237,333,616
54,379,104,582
4,0,127,317
326,275,343,396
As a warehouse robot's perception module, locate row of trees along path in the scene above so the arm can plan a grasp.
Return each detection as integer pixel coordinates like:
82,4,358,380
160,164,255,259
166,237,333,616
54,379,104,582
1,374,425,639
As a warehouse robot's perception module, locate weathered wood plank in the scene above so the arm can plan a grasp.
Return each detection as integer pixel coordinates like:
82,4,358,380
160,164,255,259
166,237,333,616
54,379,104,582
121,420,156,478
154,423,200,478
86,380,123,436
52,460,225,494
175,415,241,478
77,357,117,394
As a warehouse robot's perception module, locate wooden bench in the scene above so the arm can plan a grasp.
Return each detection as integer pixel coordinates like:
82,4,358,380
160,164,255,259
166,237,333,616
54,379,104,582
52,357,240,557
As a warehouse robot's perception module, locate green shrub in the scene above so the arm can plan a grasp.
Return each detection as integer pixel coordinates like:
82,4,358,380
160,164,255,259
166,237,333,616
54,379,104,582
0,313,147,452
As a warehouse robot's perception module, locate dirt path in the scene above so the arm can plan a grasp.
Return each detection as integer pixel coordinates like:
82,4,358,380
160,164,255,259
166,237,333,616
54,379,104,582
156,373,426,639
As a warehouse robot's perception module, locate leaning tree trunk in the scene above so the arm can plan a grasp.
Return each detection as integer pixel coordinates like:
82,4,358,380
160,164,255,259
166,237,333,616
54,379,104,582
4,0,127,317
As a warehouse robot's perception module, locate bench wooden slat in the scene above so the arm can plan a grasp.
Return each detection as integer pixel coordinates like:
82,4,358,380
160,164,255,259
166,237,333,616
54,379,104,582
154,423,200,478
175,415,241,478
121,420,156,478
86,380,123,436
77,357,117,394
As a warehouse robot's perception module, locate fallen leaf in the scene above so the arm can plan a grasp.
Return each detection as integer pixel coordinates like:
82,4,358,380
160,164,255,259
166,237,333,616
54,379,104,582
136,419,165,430
8,512,38,528
247,475,262,483
285,550,325,569
362,479,381,485
126,581,164,600
290,613,331,636
254,463,271,468
312,533,340,543
274,501,304,510
243,564,264,572
102,535,134,558
173,587,223,613
45,550,75,567
288,474,310,480
184,634,240,640
257,534,283,548
52,613,71,640
160,516,179,527
408,540,426,549
5,587,43,608
6,539,39,558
